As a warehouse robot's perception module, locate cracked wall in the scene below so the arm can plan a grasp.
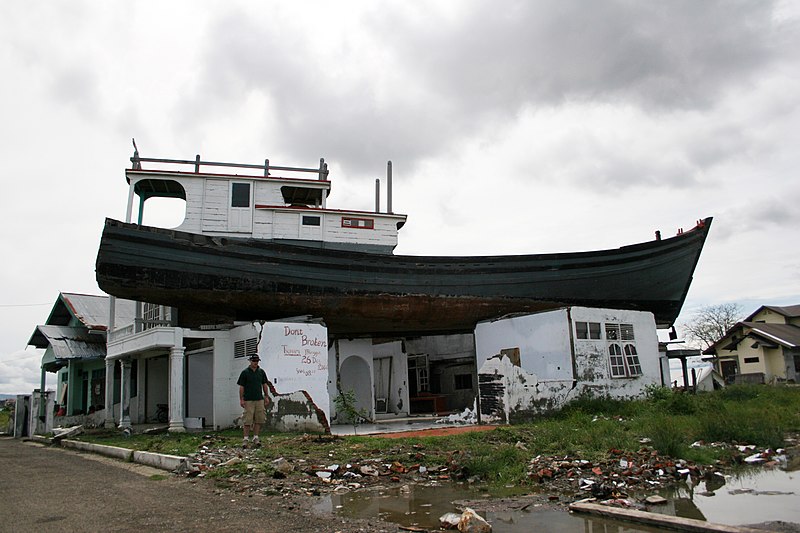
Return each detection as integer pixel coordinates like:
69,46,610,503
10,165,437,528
476,307,662,422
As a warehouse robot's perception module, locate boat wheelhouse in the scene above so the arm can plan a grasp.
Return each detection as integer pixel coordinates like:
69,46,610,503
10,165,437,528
125,150,407,254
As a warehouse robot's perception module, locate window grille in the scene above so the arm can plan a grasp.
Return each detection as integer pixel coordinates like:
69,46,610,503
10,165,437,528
234,337,259,358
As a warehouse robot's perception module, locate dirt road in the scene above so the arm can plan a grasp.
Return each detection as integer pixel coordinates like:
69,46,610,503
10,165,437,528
0,437,393,533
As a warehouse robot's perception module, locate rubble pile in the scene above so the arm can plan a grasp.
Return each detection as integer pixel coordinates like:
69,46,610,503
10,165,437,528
174,433,792,504
178,436,460,496
525,441,788,499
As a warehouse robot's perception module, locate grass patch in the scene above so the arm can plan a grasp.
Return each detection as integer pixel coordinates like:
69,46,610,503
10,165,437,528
72,385,800,493
0,407,11,432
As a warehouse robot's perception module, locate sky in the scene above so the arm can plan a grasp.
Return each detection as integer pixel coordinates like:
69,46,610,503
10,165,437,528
1,1,799,394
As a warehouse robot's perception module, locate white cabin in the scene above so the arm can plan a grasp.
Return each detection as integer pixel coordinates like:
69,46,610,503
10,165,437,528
124,154,407,254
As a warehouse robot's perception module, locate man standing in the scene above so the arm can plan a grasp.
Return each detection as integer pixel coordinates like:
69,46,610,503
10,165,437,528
237,354,270,447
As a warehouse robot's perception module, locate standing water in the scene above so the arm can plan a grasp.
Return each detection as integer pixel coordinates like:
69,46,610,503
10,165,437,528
319,467,799,532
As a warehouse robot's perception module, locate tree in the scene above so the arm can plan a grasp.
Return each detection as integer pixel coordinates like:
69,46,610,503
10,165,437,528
680,303,744,349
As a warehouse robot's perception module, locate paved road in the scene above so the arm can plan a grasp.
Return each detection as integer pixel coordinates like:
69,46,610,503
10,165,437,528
0,437,390,533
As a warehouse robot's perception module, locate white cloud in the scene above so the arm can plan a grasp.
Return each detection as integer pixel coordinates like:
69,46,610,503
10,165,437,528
0,0,799,391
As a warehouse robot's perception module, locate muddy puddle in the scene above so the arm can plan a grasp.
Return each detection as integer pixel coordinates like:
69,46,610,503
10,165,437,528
647,467,800,526
317,468,799,532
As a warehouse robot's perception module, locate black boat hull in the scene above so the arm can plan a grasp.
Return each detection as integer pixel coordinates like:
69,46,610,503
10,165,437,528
95,217,712,335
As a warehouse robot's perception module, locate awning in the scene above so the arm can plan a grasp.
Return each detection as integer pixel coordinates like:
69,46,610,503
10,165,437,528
32,325,106,372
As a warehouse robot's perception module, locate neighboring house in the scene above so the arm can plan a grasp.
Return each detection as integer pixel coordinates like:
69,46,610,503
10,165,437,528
703,305,800,384
28,292,135,418
473,307,664,423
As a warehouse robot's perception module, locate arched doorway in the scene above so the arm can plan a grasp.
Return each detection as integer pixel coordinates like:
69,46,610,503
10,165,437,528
338,355,372,422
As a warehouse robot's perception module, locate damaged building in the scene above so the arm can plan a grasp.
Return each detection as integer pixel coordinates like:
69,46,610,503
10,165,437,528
75,150,707,433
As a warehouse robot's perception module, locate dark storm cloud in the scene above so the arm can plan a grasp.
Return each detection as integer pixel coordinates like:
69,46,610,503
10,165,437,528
384,1,781,111
185,1,789,177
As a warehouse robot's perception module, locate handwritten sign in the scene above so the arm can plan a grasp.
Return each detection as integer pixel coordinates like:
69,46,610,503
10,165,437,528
260,321,330,419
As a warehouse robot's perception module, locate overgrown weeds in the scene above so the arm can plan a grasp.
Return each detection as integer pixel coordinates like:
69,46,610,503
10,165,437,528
74,385,800,491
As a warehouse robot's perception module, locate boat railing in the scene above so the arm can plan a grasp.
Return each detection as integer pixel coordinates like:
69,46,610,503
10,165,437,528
130,150,329,181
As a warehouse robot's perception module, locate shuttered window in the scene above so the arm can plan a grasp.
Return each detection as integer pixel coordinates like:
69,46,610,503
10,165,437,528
234,337,258,358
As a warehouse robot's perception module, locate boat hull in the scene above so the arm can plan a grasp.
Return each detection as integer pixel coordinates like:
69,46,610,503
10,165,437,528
95,218,712,335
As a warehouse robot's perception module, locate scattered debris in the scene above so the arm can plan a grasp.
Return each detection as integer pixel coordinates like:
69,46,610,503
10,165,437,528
52,425,83,441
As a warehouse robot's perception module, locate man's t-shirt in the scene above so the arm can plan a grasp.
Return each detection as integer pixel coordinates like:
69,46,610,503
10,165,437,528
237,366,268,401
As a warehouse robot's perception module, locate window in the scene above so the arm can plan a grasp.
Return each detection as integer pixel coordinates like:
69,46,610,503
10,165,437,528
231,182,250,208
606,323,642,377
743,356,759,364
234,337,259,358
302,215,321,226
576,321,601,340
341,217,374,229
454,373,473,390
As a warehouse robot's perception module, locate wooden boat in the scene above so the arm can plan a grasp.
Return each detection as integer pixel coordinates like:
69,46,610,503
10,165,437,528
96,215,712,336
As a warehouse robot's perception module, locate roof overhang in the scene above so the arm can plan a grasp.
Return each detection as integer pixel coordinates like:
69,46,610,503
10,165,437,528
32,325,107,372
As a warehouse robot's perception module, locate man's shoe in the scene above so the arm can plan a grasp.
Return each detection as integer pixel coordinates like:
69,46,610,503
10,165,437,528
242,438,250,449
252,436,261,447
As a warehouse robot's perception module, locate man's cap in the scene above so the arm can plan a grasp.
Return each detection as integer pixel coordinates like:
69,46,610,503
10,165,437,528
248,354,260,362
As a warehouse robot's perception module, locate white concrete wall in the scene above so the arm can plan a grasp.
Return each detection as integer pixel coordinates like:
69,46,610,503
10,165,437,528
570,306,660,398
260,321,330,432
476,309,572,380
475,307,661,423
213,327,245,430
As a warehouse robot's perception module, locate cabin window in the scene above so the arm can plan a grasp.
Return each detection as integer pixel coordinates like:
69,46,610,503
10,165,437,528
575,321,601,340
231,182,250,208
234,337,259,358
302,216,321,226
454,373,473,390
606,323,641,377
342,217,374,229
743,356,759,364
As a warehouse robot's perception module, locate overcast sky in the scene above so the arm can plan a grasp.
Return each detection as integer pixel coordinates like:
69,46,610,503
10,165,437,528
1,1,799,394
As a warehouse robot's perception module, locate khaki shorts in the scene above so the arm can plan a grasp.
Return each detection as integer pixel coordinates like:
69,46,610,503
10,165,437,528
242,400,267,426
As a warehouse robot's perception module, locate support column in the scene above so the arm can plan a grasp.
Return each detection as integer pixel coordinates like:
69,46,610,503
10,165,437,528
119,359,132,429
168,329,186,433
104,359,116,428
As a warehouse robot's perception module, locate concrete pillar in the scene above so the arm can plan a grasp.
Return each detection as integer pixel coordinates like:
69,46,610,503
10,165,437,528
168,329,186,433
31,390,55,435
119,359,132,429
104,359,116,428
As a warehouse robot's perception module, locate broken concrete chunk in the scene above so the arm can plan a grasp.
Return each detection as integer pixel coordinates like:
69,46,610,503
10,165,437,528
440,512,461,529
52,425,83,441
458,507,491,533
645,495,667,504
272,457,294,475
359,465,379,477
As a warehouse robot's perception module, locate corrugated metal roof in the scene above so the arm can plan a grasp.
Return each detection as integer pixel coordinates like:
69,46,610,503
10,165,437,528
60,292,136,330
28,293,137,347
34,325,106,371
